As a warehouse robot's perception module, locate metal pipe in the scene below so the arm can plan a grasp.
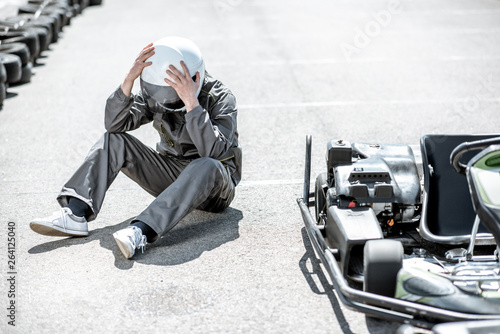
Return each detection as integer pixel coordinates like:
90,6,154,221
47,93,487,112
297,197,500,325
467,216,481,259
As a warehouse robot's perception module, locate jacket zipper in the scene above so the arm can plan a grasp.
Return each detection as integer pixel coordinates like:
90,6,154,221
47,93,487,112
160,123,174,147
219,154,234,162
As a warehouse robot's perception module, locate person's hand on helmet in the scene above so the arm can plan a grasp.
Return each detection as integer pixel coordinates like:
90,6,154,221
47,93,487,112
164,61,200,112
121,43,155,97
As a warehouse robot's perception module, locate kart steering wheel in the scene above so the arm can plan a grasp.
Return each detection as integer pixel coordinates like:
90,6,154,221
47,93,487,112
450,137,500,175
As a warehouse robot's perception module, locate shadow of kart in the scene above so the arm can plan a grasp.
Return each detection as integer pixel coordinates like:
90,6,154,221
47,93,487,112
297,134,500,331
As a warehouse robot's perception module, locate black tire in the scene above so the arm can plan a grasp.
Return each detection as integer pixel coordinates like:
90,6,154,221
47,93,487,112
0,63,6,83
42,12,64,33
73,3,82,15
0,31,40,62
363,239,403,297
45,4,73,26
5,15,58,44
18,5,69,28
0,82,6,107
28,23,54,49
0,43,30,66
17,4,42,15
89,0,103,5
315,172,327,222
0,53,22,84
24,27,50,54
28,0,70,5
18,62,33,84
32,14,59,43
79,0,90,10
35,14,60,43
41,13,62,41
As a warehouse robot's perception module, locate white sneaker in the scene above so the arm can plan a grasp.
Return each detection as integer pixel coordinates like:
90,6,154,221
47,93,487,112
113,226,147,259
30,207,89,237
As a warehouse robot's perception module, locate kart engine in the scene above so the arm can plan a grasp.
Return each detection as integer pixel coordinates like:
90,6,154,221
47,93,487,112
325,140,422,236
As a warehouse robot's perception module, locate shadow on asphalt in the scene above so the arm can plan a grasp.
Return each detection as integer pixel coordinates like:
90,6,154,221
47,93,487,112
5,91,18,100
299,227,354,334
298,228,401,334
28,207,243,270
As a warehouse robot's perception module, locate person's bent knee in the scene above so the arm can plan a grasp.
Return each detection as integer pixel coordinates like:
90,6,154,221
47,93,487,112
96,132,135,156
184,157,227,190
195,156,222,169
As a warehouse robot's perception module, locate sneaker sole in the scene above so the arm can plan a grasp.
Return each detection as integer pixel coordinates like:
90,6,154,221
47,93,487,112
113,233,134,259
30,222,89,237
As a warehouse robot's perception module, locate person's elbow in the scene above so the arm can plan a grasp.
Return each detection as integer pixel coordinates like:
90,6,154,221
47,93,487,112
104,116,114,132
104,116,122,133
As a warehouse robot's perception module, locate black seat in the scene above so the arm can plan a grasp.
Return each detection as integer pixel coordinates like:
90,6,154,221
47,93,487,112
420,134,499,245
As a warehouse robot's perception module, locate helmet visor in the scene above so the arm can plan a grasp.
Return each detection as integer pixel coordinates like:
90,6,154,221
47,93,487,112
140,78,185,113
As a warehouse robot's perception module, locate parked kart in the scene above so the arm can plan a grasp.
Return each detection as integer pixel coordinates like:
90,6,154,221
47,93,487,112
297,134,500,330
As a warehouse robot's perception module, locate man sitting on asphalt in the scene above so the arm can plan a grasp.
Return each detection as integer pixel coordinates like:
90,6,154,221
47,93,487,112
30,36,242,259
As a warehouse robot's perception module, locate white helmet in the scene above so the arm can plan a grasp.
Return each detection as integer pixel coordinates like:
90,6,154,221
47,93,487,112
140,36,205,113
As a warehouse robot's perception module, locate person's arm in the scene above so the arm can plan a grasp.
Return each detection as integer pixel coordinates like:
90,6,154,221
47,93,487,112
104,88,153,132
185,90,238,159
105,44,155,132
121,43,154,97
165,62,238,159
164,61,200,112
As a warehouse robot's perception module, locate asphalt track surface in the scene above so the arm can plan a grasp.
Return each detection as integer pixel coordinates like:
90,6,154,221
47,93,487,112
1,0,500,333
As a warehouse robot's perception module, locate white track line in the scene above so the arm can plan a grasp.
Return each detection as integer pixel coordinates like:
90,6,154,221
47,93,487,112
239,97,500,110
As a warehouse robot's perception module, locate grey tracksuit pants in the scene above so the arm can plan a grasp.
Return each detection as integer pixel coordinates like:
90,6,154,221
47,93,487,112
57,132,235,241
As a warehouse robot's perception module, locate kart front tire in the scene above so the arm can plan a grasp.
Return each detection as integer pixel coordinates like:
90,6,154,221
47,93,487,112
363,239,403,298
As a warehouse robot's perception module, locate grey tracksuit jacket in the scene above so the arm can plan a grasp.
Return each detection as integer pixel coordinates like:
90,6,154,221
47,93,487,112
105,72,241,185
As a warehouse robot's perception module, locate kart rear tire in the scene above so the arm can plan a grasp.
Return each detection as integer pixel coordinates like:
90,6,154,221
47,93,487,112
315,172,327,222
363,239,403,297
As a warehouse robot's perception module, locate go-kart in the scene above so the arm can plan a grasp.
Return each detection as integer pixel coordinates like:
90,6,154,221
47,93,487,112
297,134,500,330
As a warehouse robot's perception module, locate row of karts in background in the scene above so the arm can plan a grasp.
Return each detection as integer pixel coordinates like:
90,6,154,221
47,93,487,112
0,0,102,107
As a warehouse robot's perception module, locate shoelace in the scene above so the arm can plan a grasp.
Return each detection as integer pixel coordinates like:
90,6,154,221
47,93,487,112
130,226,147,253
58,207,72,230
